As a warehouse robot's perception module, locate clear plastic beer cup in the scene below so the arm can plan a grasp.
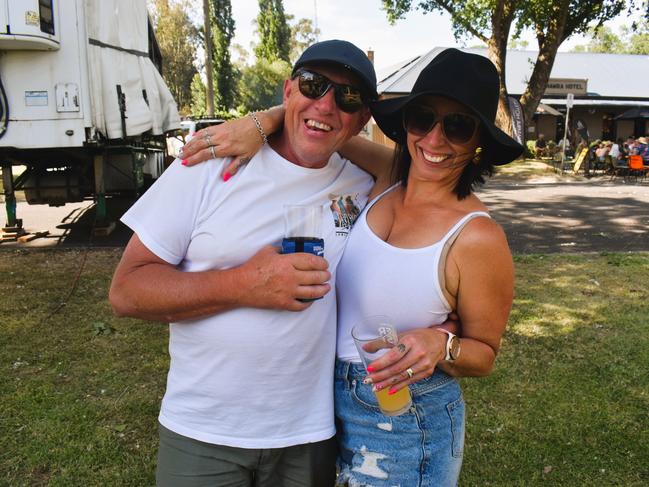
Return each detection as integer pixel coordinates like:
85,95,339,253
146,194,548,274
352,315,412,416
282,204,324,301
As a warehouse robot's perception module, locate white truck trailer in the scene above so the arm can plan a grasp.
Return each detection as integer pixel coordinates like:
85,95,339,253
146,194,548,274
0,0,180,236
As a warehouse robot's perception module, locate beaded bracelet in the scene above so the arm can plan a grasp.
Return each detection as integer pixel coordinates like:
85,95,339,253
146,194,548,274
249,112,268,145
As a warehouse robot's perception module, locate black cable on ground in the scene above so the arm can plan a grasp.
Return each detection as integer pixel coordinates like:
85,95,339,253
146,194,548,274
39,215,95,326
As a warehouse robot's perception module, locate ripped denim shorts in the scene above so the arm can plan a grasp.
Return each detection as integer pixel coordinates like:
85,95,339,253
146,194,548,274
334,359,464,487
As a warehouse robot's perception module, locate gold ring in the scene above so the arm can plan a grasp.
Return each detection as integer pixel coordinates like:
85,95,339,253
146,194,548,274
406,368,414,379
210,145,217,159
203,133,212,146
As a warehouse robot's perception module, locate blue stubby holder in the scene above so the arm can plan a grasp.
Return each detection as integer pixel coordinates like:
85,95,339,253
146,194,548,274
281,237,325,257
283,205,325,302
282,237,325,301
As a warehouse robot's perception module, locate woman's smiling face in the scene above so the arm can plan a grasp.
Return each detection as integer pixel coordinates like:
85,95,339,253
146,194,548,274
405,95,481,182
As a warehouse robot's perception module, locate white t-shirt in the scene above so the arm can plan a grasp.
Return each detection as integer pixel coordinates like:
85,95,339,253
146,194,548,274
121,144,373,448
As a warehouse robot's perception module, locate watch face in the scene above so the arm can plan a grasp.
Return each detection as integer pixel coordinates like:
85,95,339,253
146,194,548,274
449,336,461,360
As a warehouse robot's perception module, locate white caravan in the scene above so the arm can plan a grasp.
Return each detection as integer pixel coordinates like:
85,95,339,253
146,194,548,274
0,0,179,234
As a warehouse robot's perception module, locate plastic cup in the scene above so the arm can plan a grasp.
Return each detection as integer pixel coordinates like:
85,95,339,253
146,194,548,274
281,204,324,256
352,315,412,416
282,205,325,302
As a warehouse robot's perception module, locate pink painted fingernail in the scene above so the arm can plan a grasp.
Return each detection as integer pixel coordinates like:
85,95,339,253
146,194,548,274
388,387,397,395
223,172,231,182
181,160,188,166
366,366,375,373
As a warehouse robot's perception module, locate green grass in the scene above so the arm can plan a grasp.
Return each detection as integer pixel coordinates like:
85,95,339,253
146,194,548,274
1,249,648,486
494,159,558,179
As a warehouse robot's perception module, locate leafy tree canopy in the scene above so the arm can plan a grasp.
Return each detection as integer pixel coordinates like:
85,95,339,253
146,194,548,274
210,0,237,111
254,0,291,62
236,58,292,113
380,0,642,128
572,19,649,53
150,0,199,116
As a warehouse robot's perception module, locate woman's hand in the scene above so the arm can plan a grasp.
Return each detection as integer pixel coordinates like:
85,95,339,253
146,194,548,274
178,106,285,180
179,116,262,177
363,326,451,395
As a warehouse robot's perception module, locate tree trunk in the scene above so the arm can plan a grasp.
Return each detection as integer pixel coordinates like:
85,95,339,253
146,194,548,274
487,1,517,136
519,2,570,128
203,0,215,117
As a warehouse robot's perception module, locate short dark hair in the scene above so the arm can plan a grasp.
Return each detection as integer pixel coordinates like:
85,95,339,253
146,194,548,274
390,133,496,199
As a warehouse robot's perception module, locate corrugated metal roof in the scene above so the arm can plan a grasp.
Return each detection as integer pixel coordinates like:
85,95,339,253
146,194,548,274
377,47,649,100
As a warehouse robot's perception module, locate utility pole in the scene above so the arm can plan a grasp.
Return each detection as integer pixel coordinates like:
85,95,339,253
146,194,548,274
561,93,574,167
313,0,319,41
203,0,215,117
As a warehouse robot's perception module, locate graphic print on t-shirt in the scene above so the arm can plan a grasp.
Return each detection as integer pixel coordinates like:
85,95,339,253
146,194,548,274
329,193,363,236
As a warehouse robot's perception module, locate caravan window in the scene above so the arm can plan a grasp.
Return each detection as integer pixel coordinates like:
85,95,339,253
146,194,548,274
39,0,55,35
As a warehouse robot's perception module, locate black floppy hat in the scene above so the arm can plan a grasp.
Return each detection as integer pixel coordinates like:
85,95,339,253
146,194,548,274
293,39,378,100
372,48,523,165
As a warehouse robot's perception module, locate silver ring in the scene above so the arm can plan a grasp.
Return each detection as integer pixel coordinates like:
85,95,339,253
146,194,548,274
203,133,212,146
209,145,217,159
406,368,414,379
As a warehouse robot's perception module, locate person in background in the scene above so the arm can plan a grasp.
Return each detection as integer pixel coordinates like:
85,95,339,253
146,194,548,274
534,133,548,158
595,141,610,169
609,139,622,161
181,48,522,486
109,39,379,487
557,137,571,158
636,136,649,162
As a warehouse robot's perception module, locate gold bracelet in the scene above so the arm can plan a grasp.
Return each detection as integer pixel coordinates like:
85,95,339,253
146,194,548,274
249,112,268,145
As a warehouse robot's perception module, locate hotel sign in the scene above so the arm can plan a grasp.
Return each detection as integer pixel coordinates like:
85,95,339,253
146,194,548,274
545,78,587,96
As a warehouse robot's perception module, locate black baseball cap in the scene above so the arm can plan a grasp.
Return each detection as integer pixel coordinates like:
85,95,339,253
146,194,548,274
292,39,378,100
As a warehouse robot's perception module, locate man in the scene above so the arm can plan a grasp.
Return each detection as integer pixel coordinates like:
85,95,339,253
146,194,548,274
109,40,376,486
534,133,548,158
636,136,649,162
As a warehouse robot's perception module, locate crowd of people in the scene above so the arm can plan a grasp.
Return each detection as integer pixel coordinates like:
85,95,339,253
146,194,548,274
534,133,649,174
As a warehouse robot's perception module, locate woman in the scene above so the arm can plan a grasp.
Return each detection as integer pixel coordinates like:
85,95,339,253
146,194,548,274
180,48,522,486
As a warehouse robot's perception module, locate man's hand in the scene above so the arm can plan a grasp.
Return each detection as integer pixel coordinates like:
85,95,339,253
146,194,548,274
238,246,331,311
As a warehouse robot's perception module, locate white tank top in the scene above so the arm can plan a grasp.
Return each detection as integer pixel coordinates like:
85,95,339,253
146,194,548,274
336,184,490,361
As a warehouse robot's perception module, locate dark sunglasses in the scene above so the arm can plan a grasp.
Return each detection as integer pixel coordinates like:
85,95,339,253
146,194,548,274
293,69,367,113
403,105,479,144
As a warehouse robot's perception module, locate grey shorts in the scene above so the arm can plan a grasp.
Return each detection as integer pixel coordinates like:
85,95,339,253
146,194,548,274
156,423,337,487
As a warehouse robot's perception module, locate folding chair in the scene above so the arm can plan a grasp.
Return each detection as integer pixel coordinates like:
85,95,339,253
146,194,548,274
609,157,628,181
627,155,647,182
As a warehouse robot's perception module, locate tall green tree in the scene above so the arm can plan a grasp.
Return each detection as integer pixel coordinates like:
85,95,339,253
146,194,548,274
572,25,627,52
254,0,291,62
627,24,649,53
236,58,292,112
190,73,208,118
382,0,639,133
287,16,321,62
210,0,237,111
573,19,649,54
150,0,199,115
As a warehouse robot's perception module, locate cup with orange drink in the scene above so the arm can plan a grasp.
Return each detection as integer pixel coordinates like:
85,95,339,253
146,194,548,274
352,315,412,416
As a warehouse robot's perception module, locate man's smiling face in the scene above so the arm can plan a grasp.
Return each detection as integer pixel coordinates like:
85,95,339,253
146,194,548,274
273,64,371,169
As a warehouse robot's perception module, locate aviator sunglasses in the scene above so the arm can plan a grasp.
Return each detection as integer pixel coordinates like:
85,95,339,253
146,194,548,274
403,105,479,144
293,69,367,113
